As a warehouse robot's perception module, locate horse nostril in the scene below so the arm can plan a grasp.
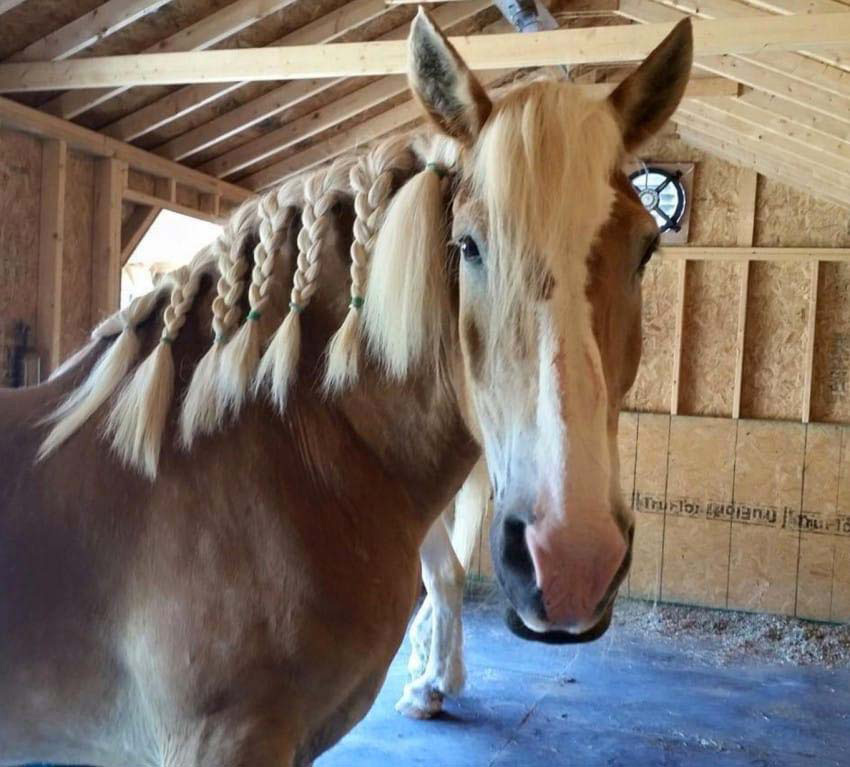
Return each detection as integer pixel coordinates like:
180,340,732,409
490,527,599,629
501,516,534,581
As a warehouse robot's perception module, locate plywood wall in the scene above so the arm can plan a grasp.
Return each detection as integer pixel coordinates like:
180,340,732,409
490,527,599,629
0,128,101,384
634,134,850,422
0,130,42,385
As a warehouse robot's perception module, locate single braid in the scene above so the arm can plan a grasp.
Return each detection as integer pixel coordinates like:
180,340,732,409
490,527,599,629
218,185,297,413
322,153,396,393
179,201,257,447
256,168,338,412
161,267,202,342
212,218,252,343
107,266,204,478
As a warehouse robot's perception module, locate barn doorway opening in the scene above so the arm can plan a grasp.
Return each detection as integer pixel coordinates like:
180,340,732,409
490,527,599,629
121,210,221,309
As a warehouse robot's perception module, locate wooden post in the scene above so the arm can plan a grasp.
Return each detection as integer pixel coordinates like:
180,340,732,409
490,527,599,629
91,158,127,322
121,204,159,265
732,169,758,419
154,175,177,203
670,258,687,415
802,260,819,423
36,139,68,376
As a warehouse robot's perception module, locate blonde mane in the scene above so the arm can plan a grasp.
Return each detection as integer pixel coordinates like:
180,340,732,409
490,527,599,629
471,81,622,383
38,76,622,480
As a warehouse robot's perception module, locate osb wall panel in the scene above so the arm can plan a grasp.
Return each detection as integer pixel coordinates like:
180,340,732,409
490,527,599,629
628,137,850,426
629,413,669,601
622,258,677,413
679,261,740,416
661,417,736,608
728,421,804,615
739,262,811,421
812,262,850,424
797,424,842,621
754,177,850,249
0,129,42,386
622,415,850,622
832,432,850,622
60,152,95,360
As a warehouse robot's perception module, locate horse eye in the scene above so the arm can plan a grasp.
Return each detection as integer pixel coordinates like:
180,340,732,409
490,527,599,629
638,235,659,275
459,235,482,265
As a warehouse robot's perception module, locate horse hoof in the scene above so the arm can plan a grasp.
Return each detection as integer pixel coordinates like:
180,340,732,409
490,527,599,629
395,685,444,719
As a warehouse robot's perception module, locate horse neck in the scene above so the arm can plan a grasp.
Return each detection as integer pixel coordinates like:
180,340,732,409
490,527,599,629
270,171,479,523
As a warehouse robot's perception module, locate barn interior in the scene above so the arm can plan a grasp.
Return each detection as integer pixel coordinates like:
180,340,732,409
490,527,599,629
1,0,849,765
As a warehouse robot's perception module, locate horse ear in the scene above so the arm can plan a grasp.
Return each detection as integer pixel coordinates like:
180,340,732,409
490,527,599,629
607,18,693,152
407,7,492,146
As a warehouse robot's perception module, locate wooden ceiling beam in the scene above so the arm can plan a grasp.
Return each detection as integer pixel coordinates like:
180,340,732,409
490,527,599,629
619,0,850,126
3,13,850,91
737,88,850,143
743,0,850,12
650,0,850,72
6,0,173,63
39,0,301,119
239,67,516,191
0,94,252,204
662,246,850,262
676,103,850,180
158,0,492,163
102,0,390,142
696,96,850,165
673,119,850,206
203,72,734,180
234,72,734,189
200,75,410,178
678,128,850,209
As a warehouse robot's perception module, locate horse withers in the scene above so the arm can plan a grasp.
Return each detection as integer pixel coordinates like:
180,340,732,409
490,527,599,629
0,10,692,765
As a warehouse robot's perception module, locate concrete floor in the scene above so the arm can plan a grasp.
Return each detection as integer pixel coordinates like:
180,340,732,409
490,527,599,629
319,601,850,767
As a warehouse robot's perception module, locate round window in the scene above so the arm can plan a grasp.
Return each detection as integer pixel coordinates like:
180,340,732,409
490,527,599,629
628,166,687,233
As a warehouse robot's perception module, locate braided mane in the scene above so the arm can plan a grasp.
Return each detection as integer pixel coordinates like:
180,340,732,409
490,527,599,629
38,130,457,479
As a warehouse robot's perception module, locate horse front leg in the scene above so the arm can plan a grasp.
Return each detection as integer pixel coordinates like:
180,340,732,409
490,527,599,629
405,593,432,679
395,515,465,719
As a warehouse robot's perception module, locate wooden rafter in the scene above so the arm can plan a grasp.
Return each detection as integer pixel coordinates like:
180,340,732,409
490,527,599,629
737,88,850,144
158,0,492,164
40,0,301,119
36,139,67,375
676,126,850,208
103,0,391,143
618,0,850,128
674,112,850,202
678,100,850,175
3,13,850,91
6,0,172,63
208,73,735,181
650,0,850,72
239,66,519,190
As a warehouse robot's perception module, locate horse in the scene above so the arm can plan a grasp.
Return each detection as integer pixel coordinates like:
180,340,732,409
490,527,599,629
0,9,692,765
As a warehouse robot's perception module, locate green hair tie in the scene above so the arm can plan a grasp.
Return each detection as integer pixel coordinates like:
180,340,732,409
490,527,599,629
426,162,446,179
289,301,304,313
161,335,174,345
247,309,262,321
350,296,364,310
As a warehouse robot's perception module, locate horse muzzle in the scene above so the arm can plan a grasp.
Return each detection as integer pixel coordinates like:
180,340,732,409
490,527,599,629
503,600,614,645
